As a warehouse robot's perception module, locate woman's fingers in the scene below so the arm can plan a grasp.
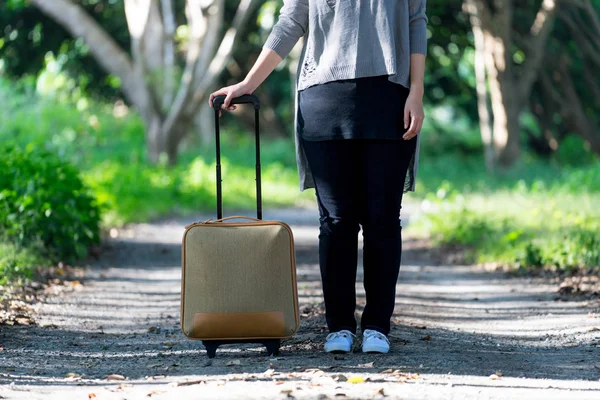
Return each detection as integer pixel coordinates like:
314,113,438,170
209,87,228,107
403,111,424,140
403,114,417,139
223,92,234,110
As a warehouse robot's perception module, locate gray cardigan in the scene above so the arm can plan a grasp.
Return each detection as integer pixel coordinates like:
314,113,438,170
264,0,428,193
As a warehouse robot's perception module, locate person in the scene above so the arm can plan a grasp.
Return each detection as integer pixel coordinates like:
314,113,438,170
209,0,428,354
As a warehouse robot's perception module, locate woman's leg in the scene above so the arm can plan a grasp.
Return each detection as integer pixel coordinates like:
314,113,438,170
359,137,417,336
301,138,361,334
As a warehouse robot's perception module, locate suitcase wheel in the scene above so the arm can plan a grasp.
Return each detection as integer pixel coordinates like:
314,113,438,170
202,339,281,358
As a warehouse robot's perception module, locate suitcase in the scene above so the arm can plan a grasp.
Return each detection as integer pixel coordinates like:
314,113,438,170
181,94,300,358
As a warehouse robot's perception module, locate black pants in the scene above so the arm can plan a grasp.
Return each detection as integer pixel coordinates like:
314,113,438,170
301,137,417,335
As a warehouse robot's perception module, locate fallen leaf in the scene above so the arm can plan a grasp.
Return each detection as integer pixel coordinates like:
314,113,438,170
489,374,502,380
176,380,205,387
107,374,125,381
146,390,164,397
358,362,375,368
304,368,324,375
347,376,365,384
376,388,385,396
395,372,420,380
88,394,97,399
280,389,293,394
64,372,82,379
421,335,432,341
275,381,285,385
226,360,241,366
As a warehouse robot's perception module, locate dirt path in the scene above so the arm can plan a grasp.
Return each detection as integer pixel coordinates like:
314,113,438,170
1,206,599,399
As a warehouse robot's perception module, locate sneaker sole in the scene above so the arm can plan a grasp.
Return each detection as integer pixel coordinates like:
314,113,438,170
326,349,350,354
324,345,352,354
362,346,390,354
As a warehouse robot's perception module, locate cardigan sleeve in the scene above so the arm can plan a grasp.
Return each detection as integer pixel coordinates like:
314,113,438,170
408,0,428,55
263,0,309,59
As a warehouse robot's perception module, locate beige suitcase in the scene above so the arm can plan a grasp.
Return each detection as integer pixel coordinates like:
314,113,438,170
180,95,299,358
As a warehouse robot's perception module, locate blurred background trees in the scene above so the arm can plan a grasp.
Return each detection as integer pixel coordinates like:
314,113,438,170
2,0,598,166
1,0,599,279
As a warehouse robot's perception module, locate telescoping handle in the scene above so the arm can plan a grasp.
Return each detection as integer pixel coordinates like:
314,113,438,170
212,94,262,220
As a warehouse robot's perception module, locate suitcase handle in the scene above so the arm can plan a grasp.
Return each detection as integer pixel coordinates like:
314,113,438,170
212,95,262,220
212,94,260,110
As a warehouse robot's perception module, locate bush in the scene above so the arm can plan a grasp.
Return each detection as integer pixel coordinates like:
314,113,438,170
0,241,43,285
413,186,600,272
0,143,101,264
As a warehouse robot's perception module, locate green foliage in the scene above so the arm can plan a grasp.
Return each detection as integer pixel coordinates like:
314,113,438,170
0,241,43,285
80,135,312,226
0,144,101,265
409,161,600,272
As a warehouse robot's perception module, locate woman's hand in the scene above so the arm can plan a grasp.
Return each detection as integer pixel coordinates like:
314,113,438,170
403,87,425,140
208,81,254,117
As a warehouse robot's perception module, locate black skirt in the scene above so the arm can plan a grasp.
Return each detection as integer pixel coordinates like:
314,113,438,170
298,75,410,141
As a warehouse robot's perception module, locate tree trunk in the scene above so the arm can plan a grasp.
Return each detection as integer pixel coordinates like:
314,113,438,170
465,1,495,171
464,0,558,169
195,100,216,145
145,113,166,164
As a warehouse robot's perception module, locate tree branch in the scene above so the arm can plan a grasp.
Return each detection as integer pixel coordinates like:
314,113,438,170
583,0,600,34
518,0,558,102
188,0,261,112
162,0,223,136
124,0,162,115
560,11,600,67
31,0,141,105
161,0,177,108
555,58,600,154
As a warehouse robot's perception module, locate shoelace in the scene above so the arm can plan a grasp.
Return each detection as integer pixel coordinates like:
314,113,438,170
326,330,355,341
364,330,389,344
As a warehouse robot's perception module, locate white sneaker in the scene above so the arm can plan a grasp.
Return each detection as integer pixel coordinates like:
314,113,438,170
362,329,390,353
324,330,356,353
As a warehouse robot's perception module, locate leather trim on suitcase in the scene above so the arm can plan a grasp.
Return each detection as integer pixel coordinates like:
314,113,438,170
192,311,286,339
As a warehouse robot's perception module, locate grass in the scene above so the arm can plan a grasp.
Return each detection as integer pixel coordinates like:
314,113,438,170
0,241,42,286
406,159,600,272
